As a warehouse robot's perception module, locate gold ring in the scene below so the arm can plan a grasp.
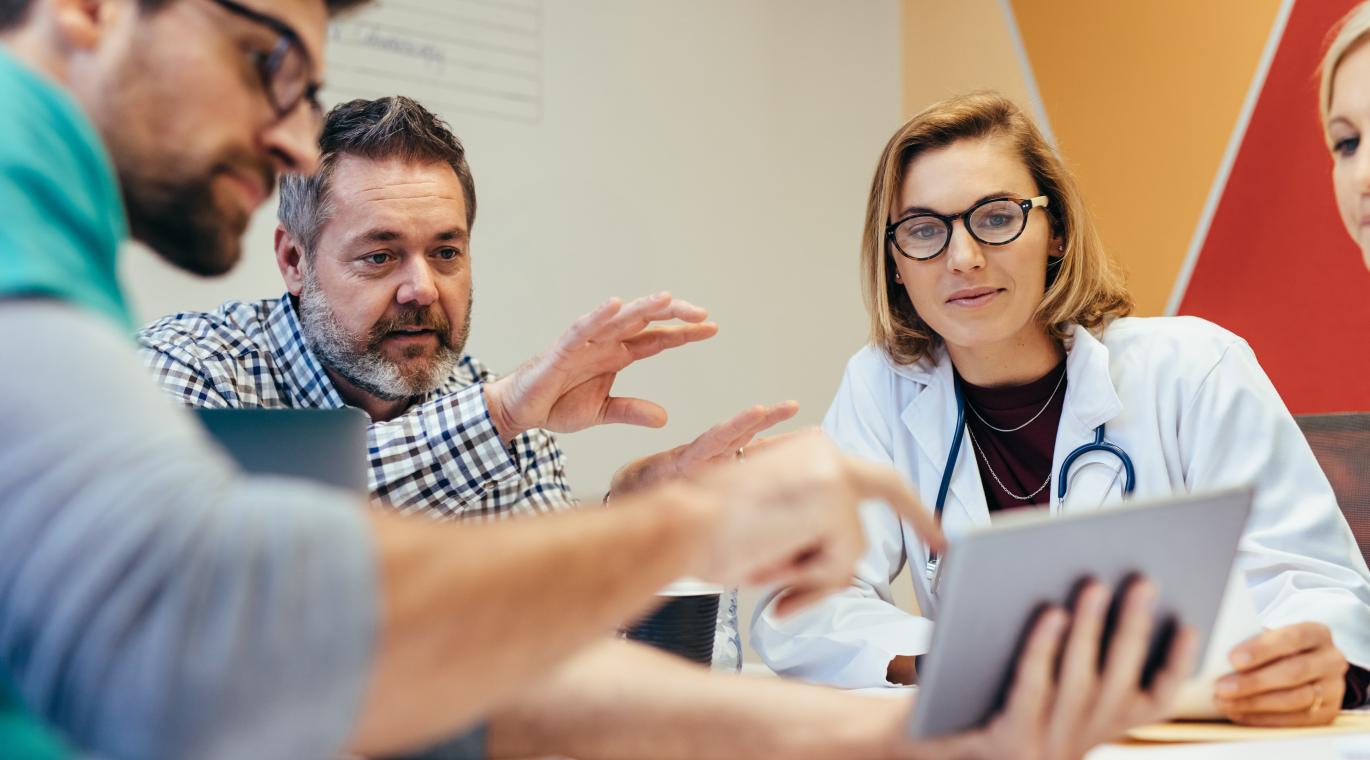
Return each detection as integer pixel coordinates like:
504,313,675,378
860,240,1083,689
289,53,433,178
735,447,745,461
1309,682,1324,715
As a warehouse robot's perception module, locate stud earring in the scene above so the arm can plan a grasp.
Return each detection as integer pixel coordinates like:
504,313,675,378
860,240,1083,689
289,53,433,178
894,271,903,283
1058,243,1065,252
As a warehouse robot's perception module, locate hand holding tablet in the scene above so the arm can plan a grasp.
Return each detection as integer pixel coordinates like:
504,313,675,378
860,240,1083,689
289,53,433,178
906,487,1252,739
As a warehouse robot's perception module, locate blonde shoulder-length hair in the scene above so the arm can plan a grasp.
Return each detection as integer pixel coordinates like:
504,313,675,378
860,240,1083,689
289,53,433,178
861,92,1132,366
1320,1,1370,123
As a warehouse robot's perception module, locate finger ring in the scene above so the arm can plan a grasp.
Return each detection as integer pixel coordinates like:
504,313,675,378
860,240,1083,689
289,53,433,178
1309,682,1324,715
735,446,745,461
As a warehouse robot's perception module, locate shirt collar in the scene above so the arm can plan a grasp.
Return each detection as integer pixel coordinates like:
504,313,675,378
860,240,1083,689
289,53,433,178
0,46,132,330
263,294,346,408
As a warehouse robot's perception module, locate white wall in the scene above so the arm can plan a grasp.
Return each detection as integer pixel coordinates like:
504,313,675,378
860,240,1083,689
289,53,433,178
120,0,904,664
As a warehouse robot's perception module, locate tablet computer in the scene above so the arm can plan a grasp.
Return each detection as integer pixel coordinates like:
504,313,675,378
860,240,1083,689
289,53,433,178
905,486,1252,739
195,407,369,494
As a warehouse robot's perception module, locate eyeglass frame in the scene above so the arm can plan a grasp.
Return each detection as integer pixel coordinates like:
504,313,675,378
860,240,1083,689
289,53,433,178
885,195,1051,262
207,0,324,125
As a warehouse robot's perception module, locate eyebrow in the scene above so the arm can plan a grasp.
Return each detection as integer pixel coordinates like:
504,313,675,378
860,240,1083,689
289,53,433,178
351,228,469,245
1327,116,1355,134
895,191,1021,220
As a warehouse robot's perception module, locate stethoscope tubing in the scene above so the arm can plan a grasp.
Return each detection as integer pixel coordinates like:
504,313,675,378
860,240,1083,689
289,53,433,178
924,381,1137,569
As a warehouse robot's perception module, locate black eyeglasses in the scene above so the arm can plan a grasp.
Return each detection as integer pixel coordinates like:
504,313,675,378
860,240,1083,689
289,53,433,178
208,0,324,128
886,195,1050,261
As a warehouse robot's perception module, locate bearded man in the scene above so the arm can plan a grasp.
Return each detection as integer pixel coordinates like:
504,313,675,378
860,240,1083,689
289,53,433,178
138,95,796,517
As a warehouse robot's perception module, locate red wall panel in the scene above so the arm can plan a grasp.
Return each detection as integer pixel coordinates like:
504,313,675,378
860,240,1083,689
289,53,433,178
1179,0,1370,413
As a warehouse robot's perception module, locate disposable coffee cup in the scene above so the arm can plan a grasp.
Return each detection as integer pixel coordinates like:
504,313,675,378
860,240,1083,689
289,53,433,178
624,578,722,666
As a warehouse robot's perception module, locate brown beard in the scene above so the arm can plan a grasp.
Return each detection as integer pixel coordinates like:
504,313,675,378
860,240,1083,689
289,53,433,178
121,149,276,277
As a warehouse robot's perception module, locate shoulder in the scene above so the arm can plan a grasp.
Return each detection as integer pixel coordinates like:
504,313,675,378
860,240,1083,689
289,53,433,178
1099,315,1247,366
137,299,277,366
845,343,891,375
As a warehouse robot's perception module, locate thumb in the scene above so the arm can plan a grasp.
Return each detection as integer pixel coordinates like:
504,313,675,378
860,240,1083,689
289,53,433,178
601,397,668,428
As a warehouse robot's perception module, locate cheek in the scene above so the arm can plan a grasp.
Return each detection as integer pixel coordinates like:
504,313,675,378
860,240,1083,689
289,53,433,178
333,286,396,334
1334,166,1360,230
901,268,949,326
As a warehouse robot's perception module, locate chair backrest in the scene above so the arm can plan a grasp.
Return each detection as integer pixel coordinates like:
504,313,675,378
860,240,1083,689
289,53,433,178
1295,413,1370,568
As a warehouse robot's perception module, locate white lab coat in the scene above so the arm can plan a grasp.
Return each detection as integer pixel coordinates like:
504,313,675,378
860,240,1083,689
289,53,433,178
752,316,1370,688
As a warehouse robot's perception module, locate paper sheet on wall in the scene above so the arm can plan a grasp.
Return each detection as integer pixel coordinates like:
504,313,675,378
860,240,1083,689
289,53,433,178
323,0,543,123
1170,567,1263,720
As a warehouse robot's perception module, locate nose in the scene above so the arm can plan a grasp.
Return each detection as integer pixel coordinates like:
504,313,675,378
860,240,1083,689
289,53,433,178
396,258,439,307
1355,144,1370,196
261,103,323,176
943,220,986,273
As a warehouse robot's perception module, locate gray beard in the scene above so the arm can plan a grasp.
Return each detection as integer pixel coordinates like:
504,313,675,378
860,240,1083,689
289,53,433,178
296,266,465,401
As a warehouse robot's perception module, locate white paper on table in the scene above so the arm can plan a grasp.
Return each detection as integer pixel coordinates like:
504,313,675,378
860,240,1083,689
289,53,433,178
1170,567,1263,720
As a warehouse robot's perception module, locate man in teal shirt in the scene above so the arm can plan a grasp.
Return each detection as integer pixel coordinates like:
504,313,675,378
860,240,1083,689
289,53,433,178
0,1,1193,759
0,2,949,758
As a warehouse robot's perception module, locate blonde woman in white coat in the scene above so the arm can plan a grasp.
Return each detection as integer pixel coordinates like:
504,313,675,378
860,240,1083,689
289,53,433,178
753,92,1370,727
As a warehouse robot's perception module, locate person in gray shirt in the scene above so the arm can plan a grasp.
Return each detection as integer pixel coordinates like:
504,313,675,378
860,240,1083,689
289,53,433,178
0,0,1195,759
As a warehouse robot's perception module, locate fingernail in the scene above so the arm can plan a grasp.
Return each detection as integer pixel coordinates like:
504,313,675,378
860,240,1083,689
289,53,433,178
1231,650,1252,668
1216,678,1237,695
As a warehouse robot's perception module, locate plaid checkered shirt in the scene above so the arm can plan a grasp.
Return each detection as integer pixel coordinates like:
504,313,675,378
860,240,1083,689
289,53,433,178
136,294,572,519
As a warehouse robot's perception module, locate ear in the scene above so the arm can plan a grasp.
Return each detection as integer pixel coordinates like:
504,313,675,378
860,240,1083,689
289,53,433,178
275,225,307,296
52,0,118,51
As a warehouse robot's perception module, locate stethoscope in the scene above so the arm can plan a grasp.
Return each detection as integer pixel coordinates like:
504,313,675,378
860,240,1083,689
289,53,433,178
923,379,1137,582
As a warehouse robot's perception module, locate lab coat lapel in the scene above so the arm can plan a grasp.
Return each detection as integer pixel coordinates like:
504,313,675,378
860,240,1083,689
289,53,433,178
898,352,991,533
1052,325,1126,511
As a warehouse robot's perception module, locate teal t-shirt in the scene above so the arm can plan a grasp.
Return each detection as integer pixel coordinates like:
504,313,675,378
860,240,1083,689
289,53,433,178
0,44,113,760
0,673,68,760
0,45,131,330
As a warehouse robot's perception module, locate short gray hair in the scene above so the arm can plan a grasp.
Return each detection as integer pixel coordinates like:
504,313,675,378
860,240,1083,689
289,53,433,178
278,96,477,256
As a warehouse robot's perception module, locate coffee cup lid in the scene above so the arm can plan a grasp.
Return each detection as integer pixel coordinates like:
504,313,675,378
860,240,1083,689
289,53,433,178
658,576,724,596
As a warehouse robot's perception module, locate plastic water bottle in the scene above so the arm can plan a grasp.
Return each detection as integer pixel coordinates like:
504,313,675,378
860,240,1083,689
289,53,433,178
711,586,742,672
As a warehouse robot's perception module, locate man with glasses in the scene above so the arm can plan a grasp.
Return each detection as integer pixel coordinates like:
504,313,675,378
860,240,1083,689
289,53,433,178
0,1,1193,758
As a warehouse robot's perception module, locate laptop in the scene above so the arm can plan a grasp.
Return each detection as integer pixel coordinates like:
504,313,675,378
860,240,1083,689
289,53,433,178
195,407,369,494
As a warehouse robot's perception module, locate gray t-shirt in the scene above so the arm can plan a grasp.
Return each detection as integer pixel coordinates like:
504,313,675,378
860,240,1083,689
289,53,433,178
0,300,378,760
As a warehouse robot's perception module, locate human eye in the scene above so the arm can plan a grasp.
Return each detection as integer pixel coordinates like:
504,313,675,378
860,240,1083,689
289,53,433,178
1334,134,1361,159
433,247,463,261
983,212,1014,228
907,221,942,240
360,251,395,266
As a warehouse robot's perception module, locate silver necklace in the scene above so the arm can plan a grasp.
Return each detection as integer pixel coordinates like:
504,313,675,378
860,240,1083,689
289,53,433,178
965,369,1066,433
966,425,1052,502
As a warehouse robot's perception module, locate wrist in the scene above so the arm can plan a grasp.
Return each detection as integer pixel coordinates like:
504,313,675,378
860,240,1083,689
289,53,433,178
609,447,686,499
482,380,521,444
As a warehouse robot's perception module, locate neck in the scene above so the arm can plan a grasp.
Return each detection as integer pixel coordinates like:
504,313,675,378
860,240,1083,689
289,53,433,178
2,20,69,85
946,325,1063,387
323,366,416,422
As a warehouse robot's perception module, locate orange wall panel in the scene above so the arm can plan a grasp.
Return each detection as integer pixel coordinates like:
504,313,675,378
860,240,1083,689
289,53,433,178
1009,0,1282,315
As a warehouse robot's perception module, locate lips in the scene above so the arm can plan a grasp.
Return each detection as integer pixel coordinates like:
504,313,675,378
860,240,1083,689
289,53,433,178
946,287,1003,306
387,327,437,339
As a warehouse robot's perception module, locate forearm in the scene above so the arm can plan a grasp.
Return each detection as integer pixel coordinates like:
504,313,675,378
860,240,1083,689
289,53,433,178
347,485,716,756
486,639,911,760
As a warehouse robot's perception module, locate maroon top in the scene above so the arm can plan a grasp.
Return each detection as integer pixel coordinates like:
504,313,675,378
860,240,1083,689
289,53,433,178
957,359,1067,513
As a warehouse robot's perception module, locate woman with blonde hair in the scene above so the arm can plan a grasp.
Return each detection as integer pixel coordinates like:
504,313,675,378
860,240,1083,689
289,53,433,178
754,92,1370,727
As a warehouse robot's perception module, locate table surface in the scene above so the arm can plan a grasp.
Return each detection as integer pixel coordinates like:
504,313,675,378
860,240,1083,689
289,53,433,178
1089,712,1370,759
1089,733,1370,759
